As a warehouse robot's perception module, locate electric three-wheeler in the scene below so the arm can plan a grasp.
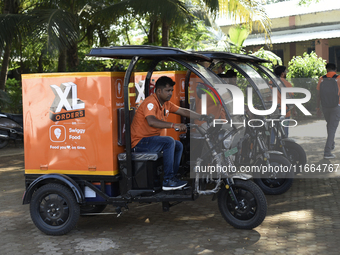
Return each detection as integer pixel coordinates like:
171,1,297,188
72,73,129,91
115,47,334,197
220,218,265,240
22,46,267,235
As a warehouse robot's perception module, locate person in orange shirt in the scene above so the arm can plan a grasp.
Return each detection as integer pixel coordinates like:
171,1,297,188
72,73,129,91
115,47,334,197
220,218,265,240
316,63,340,159
131,76,203,190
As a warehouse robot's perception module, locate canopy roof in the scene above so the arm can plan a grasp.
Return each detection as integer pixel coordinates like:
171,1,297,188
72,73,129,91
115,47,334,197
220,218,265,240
198,51,270,63
87,45,210,61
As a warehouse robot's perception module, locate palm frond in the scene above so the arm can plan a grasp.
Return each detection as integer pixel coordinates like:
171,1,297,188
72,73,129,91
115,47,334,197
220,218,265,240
0,14,23,50
219,0,271,37
28,9,79,51
97,0,194,26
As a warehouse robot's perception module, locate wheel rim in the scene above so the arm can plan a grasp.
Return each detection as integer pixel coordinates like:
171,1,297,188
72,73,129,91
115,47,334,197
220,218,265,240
226,187,257,220
286,147,300,165
39,194,70,226
261,160,288,188
261,178,286,188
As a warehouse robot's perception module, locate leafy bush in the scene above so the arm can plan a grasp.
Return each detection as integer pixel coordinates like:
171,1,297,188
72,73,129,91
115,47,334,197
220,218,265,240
287,52,326,112
4,78,22,114
0,90,11,112
251,47,282,70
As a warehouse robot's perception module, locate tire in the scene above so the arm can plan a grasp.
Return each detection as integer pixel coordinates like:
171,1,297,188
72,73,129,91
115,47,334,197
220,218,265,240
253,154,294,195
0,130,9,149
30,183,80,235
218,179,267,229
283,141,307,168
80,204,107,215
0,139,8,149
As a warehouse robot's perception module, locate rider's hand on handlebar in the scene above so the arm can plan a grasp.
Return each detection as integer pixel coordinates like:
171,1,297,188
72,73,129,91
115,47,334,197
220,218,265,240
173,123,187,132
199,114,214,123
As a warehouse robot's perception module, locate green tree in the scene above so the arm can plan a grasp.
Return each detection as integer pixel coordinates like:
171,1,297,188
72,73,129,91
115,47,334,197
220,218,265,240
0,0,21,90
251,47,282,69
98,0,194,47
227,24,249,53
218,0,271,38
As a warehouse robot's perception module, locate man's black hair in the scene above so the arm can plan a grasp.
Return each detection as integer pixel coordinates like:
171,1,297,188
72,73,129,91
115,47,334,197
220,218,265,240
274,65,287,77
225,69,237,78
155,76,176,90
326,63,337,72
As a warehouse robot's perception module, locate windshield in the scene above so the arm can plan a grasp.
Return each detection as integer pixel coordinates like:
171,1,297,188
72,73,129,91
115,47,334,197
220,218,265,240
235,63,274,109
186,61,245,130
253,64,293,101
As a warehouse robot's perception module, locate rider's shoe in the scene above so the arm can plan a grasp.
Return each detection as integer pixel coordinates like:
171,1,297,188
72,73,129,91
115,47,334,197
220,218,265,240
324,153,335,159
162,178,188,191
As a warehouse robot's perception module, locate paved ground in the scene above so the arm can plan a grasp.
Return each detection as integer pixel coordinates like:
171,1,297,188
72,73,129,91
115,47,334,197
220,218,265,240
1,119,340,255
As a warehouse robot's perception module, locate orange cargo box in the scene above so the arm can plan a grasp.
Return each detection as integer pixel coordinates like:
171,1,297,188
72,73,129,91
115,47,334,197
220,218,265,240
22,72,127,176
22,71,196,177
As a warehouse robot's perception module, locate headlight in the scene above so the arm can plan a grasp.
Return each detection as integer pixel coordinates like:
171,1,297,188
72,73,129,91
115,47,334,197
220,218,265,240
223,135,234,149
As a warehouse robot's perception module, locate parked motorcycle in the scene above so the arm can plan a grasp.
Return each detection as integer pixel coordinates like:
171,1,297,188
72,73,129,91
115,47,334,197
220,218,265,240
251,64,307,168
0,112,23,148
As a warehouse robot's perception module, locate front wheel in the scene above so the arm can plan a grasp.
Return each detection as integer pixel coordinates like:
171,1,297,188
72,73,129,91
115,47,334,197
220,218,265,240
253,154,294,195
30,183,80,235
0,130,9,149
218,179,267,229
283,141,306,168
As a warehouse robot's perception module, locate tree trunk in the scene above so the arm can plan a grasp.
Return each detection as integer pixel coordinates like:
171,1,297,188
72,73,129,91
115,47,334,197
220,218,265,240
67,42,79,71
0,42,12,90
58,48,67,72
38,50,44,73
161,20,170,47
148,17,160,45
0,0,19,90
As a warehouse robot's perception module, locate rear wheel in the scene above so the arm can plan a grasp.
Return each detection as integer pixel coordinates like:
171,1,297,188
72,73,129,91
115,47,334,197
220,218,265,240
218,179,267,229
253,154,294,195
30,183,80,235
283,141,306,167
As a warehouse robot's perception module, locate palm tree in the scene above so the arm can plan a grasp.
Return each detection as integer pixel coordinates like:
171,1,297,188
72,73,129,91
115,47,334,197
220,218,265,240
98,0,270,48
218,0,271,38
0,0,81,89
0,0,21,90
98,0,194,47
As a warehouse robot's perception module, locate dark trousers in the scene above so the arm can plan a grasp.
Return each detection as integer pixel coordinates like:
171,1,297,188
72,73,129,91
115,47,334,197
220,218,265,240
133,136,183,180
322,105,340,154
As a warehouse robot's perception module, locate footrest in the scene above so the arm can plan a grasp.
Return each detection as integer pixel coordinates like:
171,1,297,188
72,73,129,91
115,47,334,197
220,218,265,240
118,152,162,161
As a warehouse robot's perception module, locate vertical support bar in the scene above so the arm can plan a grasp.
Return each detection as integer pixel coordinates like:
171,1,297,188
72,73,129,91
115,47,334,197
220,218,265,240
124,56,140,192
184,70,191,109
145,58,161,98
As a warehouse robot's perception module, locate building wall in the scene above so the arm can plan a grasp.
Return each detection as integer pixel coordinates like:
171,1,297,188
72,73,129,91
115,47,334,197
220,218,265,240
294,10,340,27
221,7,340,68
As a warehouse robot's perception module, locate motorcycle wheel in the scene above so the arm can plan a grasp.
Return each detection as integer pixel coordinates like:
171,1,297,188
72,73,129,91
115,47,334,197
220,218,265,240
80,204,107,215
30,183,80,235
253,154,294,195
0,130,9,149
218,179,267,229
283,141,306,167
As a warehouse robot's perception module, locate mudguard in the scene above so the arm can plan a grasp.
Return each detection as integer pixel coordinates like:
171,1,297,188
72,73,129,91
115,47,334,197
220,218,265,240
282,137,296,143
231,173,252,180
267,150,284,155
22,174,85,204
